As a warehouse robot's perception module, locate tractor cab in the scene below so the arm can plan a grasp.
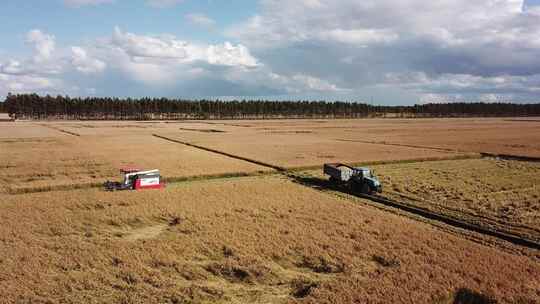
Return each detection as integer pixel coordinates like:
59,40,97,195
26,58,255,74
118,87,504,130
352,167,382,193
354,167,373,178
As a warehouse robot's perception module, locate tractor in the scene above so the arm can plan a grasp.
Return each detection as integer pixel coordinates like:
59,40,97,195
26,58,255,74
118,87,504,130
324,163,382,194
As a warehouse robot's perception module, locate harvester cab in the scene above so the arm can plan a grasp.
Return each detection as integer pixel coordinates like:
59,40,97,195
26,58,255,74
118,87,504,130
104,167,165,191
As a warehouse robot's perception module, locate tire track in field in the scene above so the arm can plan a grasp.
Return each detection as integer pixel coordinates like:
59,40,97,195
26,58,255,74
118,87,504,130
384,189,540,235
288,174,540,250
359,192,540,250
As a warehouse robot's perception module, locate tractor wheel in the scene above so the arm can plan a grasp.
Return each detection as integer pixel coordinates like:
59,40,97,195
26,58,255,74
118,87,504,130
361,183,371,194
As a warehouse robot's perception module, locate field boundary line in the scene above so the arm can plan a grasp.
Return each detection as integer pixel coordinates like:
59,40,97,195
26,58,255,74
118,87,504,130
163,171,276,184
152,134,286,171
286,154,482,172
38,124,81,136
178,127,226,133
334,138,467,153
336,139,540,163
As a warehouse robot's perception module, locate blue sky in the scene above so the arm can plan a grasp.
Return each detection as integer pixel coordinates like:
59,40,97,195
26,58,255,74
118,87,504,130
1,0,540,104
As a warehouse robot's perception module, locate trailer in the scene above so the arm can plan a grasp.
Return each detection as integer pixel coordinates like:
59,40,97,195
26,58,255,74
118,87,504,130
104,167,165,191
324,163,382,194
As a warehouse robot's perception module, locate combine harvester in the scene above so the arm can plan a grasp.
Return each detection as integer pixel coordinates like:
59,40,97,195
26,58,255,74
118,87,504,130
324,163,382,194
104,167,165,191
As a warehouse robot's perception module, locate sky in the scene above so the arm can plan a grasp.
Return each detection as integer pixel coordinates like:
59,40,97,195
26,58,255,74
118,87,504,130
1,0,540,105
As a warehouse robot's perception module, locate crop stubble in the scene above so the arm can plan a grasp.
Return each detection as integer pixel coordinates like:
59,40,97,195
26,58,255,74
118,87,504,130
0,177,539,303
375,158,540,240
1,119,540,303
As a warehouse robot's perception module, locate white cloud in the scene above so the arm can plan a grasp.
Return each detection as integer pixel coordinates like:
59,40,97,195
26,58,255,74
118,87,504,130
381,71,540,102
110,28,258,74
0,30,62,78
92,28,342,95
0,60,27,76
186,13,216,28
112,27,190,60
0,30,97,97
26,29,55,62
3,1,540,102
225,0,540,102
207,42,258,67
291,74,345,92
0,73,65,97
223,68,348,95
5,76,57,91
71,46,106,74
320,28,398,46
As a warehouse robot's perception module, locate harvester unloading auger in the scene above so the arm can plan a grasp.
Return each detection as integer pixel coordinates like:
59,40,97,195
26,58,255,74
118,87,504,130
104,167,165,191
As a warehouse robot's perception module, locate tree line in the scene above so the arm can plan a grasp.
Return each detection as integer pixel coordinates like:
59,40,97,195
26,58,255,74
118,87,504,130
2,93,540,120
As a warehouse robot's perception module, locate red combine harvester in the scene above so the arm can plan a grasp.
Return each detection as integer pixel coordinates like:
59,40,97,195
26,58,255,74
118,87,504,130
104,166,165,191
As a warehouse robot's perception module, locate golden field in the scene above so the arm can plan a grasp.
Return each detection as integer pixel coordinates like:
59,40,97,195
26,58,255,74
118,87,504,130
301,157,540,242
1,118,540,303
375,158,540,230
0,130,267,193
1,177,539,304
205,118,540,157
